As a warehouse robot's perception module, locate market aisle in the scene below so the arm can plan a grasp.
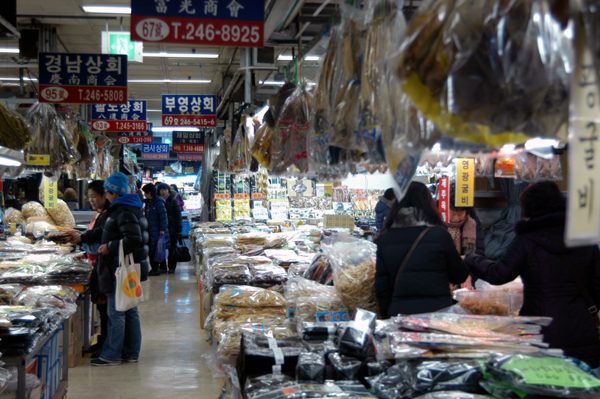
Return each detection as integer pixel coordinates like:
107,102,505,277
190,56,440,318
68,263,223,399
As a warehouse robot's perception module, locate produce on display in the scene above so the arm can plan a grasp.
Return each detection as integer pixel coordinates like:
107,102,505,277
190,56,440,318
0,102,33,151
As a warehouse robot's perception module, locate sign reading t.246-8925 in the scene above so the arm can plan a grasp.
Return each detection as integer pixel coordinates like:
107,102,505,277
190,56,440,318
130,0,264,48
38,53,127,104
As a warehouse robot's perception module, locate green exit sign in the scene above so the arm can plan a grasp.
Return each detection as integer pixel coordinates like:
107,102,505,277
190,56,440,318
101,32,143,62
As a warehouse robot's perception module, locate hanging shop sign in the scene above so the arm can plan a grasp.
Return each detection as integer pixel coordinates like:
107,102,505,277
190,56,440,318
118,132,154,144
566,20,600,247
177,153,203,161
172,131,205,152
38,53,127,104
92,101,147,132
101,31,143,62
455,158,474,207
141,143,170,160
130,0,264,48
162,94,216,127
438,177,450,223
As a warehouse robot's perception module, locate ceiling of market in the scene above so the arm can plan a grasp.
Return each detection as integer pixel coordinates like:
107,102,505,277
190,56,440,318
0,0,422,128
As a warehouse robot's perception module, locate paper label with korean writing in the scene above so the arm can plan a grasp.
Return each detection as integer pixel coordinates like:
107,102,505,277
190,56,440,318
44,179,58,210
566,20,600,247
455,158,474,207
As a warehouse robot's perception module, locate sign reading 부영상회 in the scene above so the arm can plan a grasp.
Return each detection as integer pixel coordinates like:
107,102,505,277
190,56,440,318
438,177,450,223
455,159,474,208
141,143,170,160
130,0,264,48
162,94,216,127
118,132,154,144
38,53,127,104
92,101,147,132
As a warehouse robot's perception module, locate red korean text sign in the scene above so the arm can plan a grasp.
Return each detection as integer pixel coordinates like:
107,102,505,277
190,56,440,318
177,153,203,161
438,177,450,224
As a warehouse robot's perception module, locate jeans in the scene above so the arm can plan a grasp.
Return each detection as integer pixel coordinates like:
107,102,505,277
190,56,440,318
100,283,142,362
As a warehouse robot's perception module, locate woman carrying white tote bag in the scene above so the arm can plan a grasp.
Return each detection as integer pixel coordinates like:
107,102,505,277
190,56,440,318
115,240,144,312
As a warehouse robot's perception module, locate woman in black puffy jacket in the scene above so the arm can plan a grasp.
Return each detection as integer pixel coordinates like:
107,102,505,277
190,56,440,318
158,183,182,272
91,173,149,367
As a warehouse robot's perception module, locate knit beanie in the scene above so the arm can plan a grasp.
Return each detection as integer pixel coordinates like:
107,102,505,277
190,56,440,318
104,172,130,196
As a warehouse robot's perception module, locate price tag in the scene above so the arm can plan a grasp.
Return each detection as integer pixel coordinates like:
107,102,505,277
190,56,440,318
214,194,231,200
27,154,50,166
233,193,249,199
252,193,263,199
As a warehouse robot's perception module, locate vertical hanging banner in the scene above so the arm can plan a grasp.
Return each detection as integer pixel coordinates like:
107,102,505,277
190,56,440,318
130,0,264,48
162,94,216,127
44,179,58,210
172,131,205,152
92,101,147,132
566,20,600,247
101,31,144,62
455,159,474,207
438,177,450,223
38,53,127,104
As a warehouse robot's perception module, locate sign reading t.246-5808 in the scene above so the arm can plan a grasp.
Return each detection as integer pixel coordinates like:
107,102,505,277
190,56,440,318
130,0,264,48
38,53,127,104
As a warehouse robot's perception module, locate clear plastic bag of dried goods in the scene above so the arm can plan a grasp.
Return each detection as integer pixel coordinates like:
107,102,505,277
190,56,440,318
296,351,326,382
231,125,251,174
214,285,287,308
217,322,295,359
250,264,288,288
252,123,275,169
210,265,252,294
482,354,600,398
321,235,379,315
329,352,362,380
303,253,334,285
245,374,296,399
284,276,337,318
395,0,572,147
0,102,33,151
359,0,407,165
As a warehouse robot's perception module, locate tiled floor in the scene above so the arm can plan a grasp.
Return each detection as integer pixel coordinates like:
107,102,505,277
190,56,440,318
68,263,223,398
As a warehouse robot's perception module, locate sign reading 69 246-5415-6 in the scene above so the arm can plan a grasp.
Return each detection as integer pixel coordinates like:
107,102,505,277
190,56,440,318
38,53,127,104
130,0,263,48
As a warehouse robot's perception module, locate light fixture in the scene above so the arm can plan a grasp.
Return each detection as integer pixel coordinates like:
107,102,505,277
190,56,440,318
147,109,162,112
0,147,24,167
258,80,285,85
152,127,200,132
0,49,19,54
81,5,131,14
143,52,218,59
277,55,319,61
128,79,211,83
0,77,37,81
254,105,269,122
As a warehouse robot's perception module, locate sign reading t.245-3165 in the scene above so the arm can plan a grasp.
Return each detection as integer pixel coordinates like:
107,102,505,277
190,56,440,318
130,0,264,48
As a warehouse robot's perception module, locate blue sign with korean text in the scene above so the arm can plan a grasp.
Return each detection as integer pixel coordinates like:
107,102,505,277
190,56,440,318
38,53,127,104
162,94,217,127
92,101,147,131
141,143,170,160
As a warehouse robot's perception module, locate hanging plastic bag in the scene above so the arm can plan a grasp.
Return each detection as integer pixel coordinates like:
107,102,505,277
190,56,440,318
231,125,250,173
115,240,144,311
154,234,168,263
287,86,313,175
395,0,572,147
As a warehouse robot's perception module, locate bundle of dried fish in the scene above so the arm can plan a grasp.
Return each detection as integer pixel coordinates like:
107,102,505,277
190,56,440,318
252,123,274,169
0,102,33,151
213,135,231,173
287,87,313,175
330,5,367,152
360,0,406,165
396,0,570,146
231,125,250,173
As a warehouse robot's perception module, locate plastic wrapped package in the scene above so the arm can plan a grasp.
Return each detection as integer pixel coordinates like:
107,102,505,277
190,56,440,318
21,202,47,220
284,276,337,317
483,354,600,398
203,236,236,248
328,352,362,380
295,295,348,326
0,284,24,305
209,265,252,294
0,102,33,151
338,309,378,358
43,261,92,285
296,352,326,382
395,0,571,147
214,286,287,308
250,264,288,288
514,151,539,183
218,322,295,359
330,5,367,153
245,374,296,399
252,123,275,169
366,359,392,376
321,235,379,315
455,291,512,316
413,392,492,399
4,209,25,225
236,232,268,246
0,265,47,285
303,253,334,285
538,155,562,180
359,0,407,165
15,285,77,316
231,125,251,173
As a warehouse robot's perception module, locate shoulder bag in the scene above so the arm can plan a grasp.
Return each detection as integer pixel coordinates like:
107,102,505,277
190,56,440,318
115,240,145,311
394,227,432,287
175,237,192,263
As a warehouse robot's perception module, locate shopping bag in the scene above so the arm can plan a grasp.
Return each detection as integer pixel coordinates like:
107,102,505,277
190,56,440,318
175,238,192,263
115,240,144,312
154,234,167,262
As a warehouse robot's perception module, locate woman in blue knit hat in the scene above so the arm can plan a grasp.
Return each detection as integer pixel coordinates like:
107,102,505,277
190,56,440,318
91,172,150,366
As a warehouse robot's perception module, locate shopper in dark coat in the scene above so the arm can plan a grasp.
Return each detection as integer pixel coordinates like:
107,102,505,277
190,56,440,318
143,183,170,275
93,172,148,366
465,181,600,368
375,182,469,318
375,188,395,231
158,183,182,272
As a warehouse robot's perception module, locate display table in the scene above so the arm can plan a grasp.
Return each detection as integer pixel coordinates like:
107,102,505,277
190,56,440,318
1,318,69,399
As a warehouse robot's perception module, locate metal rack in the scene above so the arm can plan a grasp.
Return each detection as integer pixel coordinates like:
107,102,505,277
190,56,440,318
0,14,19,39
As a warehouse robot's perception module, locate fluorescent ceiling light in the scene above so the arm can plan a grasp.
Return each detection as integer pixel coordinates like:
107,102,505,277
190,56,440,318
0,49,19,54
81,5,131,14
0,156,22,167
255,105,269,122
128,79,211,83
0,77,37,81
277,55,319,61
152,127,200,132
143,52,218,59
147,109,162,112
259,80,284,85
